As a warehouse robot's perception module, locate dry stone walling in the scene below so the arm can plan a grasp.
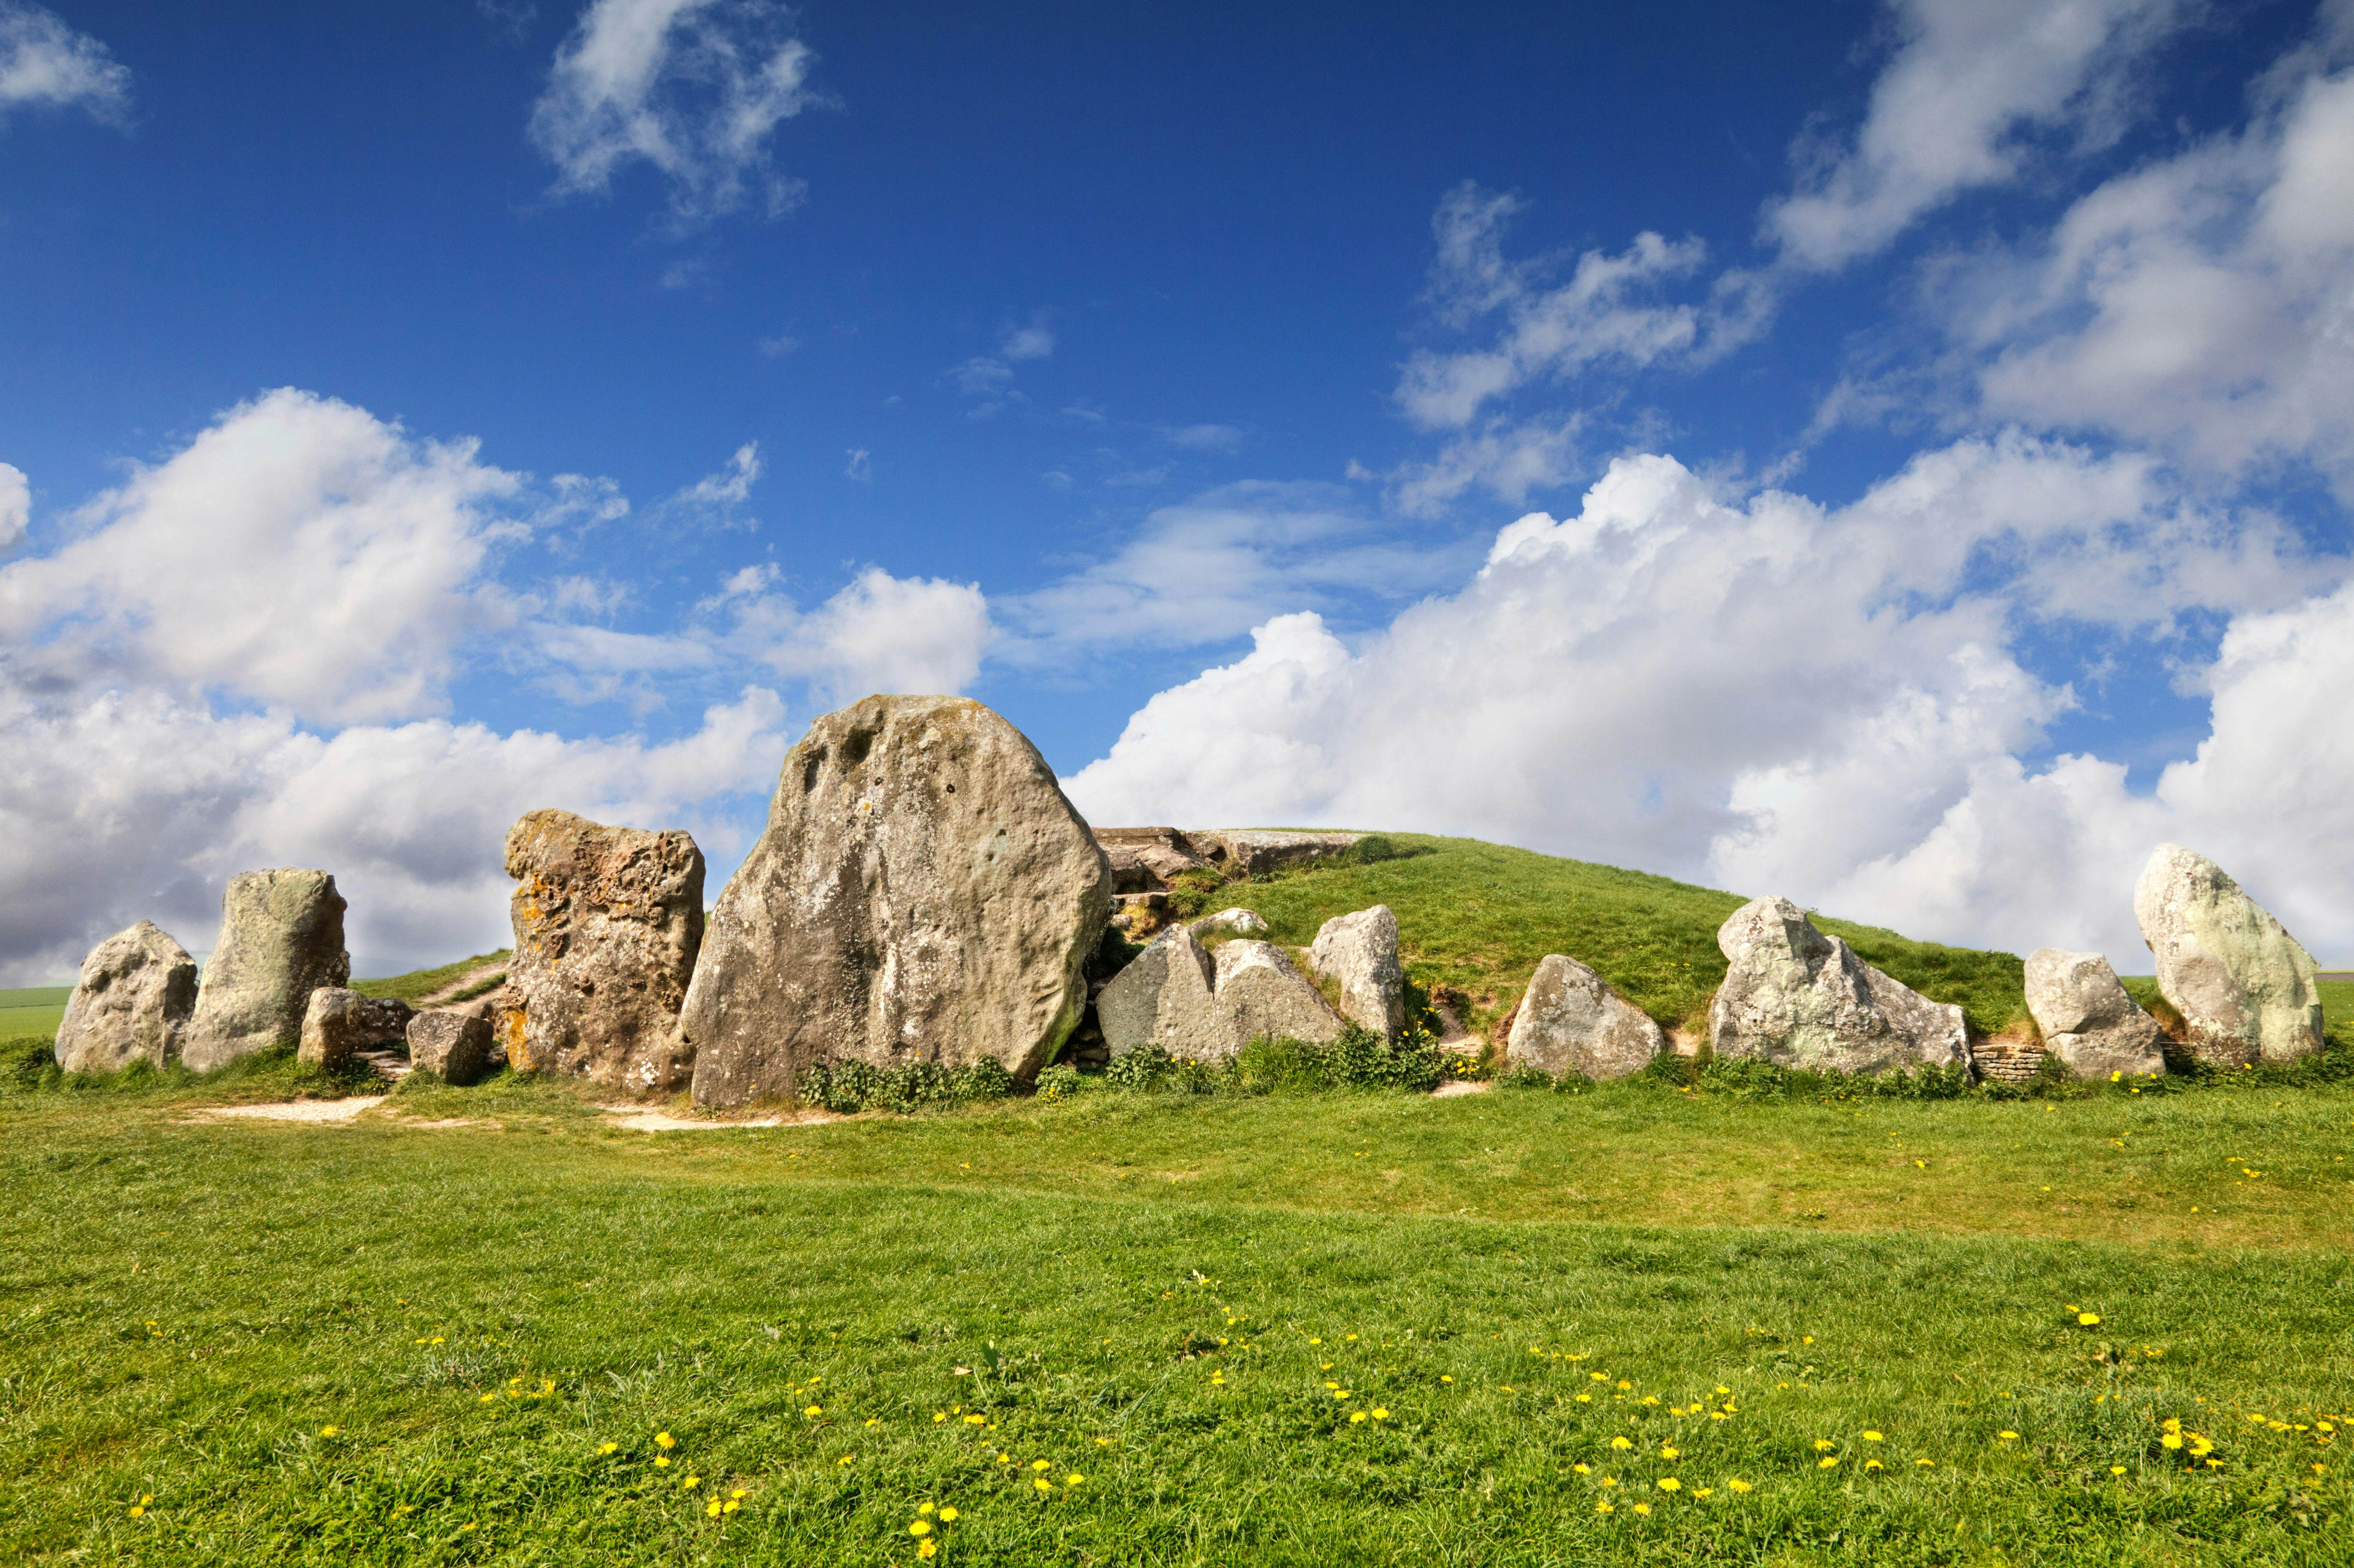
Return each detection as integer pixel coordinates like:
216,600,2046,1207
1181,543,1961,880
2024,948,2167,1079
499,808,706,1094
1709,895,1969,1074
2134,843,2323,1067
179,869,351,1073
1505,954,1666,1081
681,694,1112,1109
53,920,198,1075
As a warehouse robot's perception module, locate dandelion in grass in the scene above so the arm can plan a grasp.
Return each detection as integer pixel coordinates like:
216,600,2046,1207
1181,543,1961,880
918,1544,936,1560
1596,1501,1614,1514
2078,1313,2101,1327
1695,1487,1713,1498
597,1442,618,1455
909,1521,932,1536
1862,1431,1883,1442
939,1507,958,1521
657,1431,675,1449
1660,1446,1679,1459
1818,1457,1839,1469
1999,1431,2018,1442
1372,1408,1389,1420
706,1500,722,1517
806,1405,823,1417
1573,1464,1591,1475
1657,1478,1680,1492
1812,1439,1835,1451
1728,1478,1752,1493
1033,1478,1052,1492
1032,1459,1050,1471
1864,1459,1883,1471
1915,1459,1935,1467
320,1426,340,1437
684,1476,700,1489
1612,1437,1633,1450
1632,1502,1651,1515
656,1456,671,1468
2111,1465,2127,1475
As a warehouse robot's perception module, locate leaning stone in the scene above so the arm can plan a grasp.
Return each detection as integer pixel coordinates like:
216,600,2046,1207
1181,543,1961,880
499,808,704,1095
2134,844,2323,1067
1309,905,1405,1036
2025,948,2167,1079
1212,940,1348,1051
1505,954,1664,1080
1098,924,1219,1058
684,695,1112,1108
1190,907,1269,937
1708,895,1969,1075
181,869,350,1072
53,920,197,1075
408,1011,493,1086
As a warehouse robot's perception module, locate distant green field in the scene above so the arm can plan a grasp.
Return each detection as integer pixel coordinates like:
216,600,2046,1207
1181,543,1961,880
0,986,69,1043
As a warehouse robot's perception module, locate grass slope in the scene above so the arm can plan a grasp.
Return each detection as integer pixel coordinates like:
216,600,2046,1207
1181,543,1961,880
1205,835,2029,1034
4,1078,2351,1566
352,951,511,1005
0,985,71,1043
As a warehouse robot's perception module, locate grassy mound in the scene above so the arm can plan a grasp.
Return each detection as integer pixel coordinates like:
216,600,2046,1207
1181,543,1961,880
1192,834,2030,1035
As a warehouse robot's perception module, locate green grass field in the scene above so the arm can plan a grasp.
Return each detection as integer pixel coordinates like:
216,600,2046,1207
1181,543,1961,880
3,844,2346,1565
0,984,70,1043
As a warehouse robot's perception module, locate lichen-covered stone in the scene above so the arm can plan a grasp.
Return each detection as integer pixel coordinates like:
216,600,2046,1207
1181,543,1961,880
499,808,704,1095
53,920,196,1075
1505,953,1665,1080
1708,895,1969,1075
409,1011,493,1086
1098,926,1346,1061
2133,844,2323,1067
684,696,1111,1108
1309,905,1405,1037
181,869,349,1072
2024,948,2166,1079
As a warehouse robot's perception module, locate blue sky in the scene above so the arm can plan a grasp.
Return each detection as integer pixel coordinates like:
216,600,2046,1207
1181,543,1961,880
3,0,2351,981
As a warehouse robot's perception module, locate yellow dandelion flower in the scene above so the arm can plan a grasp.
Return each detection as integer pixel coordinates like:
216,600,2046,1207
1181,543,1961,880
1350,1411,1368,1423
965,1414,987,1424
1574,1463,1591,1475
1864,1459,1882,1471
2162,1434,2184,1450
1657,1477,1680,1492
1728,1478,1752,1493
1661,1445,1680,1459
1441,1375,1453,1383
1915,1458,1935,1467
705,1500,722,1517
1067,1474,1085,1485
1611,1436,1633,1450
938,1507,959,1521
320,1426,339,1437
934,1413,948,1423
1372,1408,1389,1420
1812,1439,1835,1451
683,1475,700,1489
804,1405,822,1417
1818,1457,1839,1469
2110,1465,2127,1475
597,1441,618,1455
656,1432,675,1449
1632,1502,1651,1515
1032,1459,1051,1471
655,1456,671,1468
909,1520,932,1536
723,1499,740,1514
1862,1431,1883,1441
128,1506,145,1518
838,1456,853,1466
918,1543,936,1560
1596,1501,1614,1514
1033,1478,1052,1492
2078,1313,2101,1327
1998,1431,2018,1441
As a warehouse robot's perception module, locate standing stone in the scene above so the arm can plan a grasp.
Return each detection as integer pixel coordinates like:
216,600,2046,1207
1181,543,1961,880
1708,896,1969,1075
1505,954,1665,1080
684,695,1112,1108
1098,926,1347,1060
53,921,197,1075
2133,844,2324,1067
1309,905,1406,1036
181,869,350,1073
500,809,705,1095
2025,948,2168,1079
409,1011,493,1086
295,989,411,1069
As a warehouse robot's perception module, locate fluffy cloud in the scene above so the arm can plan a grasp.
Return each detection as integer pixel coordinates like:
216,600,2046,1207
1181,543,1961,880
1955,41,2354,496
1065,444,2351,971
0,682,788,984
0,2,130,124
718,565,994,704
0,389,520,725
1764,0,2195,270
529,0,825,225
0,460,25,549
662,440,762,528
1395,185,1768,431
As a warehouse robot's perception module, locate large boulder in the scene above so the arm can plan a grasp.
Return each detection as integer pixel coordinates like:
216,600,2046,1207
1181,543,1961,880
297,988,414,1068
1098,926,1347,1061
181,869,350,1072
53,920,197,1075
499,809,704,1095
1094,827,1208,893
2025,948,2168,1078
1505,954,1665,1080
684,695,1112,1108
409,1011,493,1086
2133,844,2324,1066
1309,905,1405,1037
1190,829,1363,877
1708,896,1969,1075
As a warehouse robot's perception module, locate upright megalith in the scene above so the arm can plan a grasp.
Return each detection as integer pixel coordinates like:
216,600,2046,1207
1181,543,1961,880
2024,949,2167,1079
409,1011,492,1086
2133,844,2323,1066
1310,905,1406,1037
1505,954,1665,1081
1708,896,1969,1075
54,921,197,1075
181,869,350,1072
683,695,1112,1108
500,809,705,1095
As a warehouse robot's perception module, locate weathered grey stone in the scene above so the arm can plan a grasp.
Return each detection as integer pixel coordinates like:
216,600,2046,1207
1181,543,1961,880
181,869,350,1072
1190,907,1269,938
408,1010,493,1086
53,920,196,1075
684,695,1112,1107
2025,948,2167,1079
1098,926,1347,1061
1708,895,1969,1075
1094,827,1209,892
498,808,704,1095
2133,844,2323,1067
1190,829,1362,877
1505,954,1665,1080
296,987,410,1068
1309,905,1405,1036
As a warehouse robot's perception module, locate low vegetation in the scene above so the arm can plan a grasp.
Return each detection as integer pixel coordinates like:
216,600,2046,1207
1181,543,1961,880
351,950,511,1005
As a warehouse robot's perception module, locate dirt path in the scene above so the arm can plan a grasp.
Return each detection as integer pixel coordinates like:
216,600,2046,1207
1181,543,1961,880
412,961,508,1008
194,1097,387,1123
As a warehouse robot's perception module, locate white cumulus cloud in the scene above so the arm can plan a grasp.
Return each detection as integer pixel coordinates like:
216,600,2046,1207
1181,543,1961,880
529,0,825,225
0,2,131,125
0,460,26,549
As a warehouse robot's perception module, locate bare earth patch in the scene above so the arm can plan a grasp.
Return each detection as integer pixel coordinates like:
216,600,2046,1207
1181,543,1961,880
1431,1079,1490,1097
194,1096,388,1123
596,1104,841,1132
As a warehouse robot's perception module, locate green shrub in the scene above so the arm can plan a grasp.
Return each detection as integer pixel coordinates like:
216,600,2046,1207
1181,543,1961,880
1033,1062,1089,1102
1103,1044,1174,1091
796,1056,1019,1115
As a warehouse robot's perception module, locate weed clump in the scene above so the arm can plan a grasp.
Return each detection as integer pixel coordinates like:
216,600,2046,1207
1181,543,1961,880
1098,1025,1444,1097
798,1057,1013,1114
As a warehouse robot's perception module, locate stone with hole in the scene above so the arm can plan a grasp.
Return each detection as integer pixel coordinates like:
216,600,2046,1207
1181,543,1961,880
53,920,197,1075
1505,954,1664,1080
181,869,350,1072
683,695,1111,1107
